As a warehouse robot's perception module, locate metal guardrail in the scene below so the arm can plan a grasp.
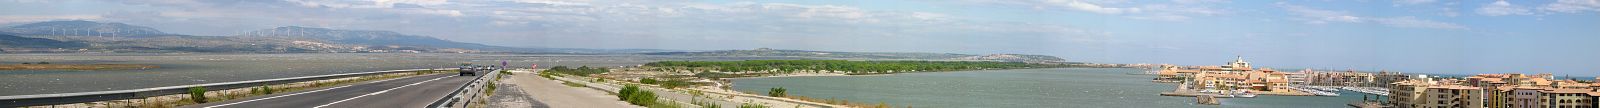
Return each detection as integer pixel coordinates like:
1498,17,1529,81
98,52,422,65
0,68,446,107
427,69,500,108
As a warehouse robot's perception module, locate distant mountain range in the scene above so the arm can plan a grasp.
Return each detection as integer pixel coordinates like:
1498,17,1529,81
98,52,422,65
1,20,170,37
644,48,1071,63
0,20,1073,63
0,20,669,53
235,26,506,51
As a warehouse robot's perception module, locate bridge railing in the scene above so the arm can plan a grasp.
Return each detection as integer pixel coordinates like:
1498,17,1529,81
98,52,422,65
0,68,446,107
428,68,500,108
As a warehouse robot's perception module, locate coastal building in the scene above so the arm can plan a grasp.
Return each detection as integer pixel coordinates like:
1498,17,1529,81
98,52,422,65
1225,56,1251,71
1392,73,1600,108
1420,85,1483,108
1280,70,1305,85
1313,71,1375,86
1538,88,1594,108
1555,80,1589,89
1375,71,1409,87
1165,56,1298,95
1592,92,1600,108
1509,87,1543,108
1390,79,1436,108
1466,74,1514,108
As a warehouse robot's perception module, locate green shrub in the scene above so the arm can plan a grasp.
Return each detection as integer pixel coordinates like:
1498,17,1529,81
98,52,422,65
36,62,50,64
487,80,498,95
641,78,658,84
619,85,638,100
628,91,658,106
263,85,274,94
188,87,208,103
618,85,659,106
768,87,787,97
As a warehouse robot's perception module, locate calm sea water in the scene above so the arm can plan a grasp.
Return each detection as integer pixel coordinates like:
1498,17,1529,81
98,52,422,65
731,68,1375,108
0,53,805,96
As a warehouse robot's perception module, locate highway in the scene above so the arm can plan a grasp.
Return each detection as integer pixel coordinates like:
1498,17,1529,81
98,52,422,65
184,73,476,108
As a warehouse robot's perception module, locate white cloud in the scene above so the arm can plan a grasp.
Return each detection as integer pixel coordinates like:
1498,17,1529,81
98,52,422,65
1540,0,1600,13
1394,0,1438,5
1047,0,1139,14
1272,3,1466,30
1276,2,1362,24
962,0,1140,14
286,0,449,9
1172,0,1227,4
395,9,464,17
1476,0,1532,16
507,0,590,6
1130,4,1228,21
1371,16,1467,30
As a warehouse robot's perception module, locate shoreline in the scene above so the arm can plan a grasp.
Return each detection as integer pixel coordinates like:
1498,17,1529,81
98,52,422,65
0,64,160,71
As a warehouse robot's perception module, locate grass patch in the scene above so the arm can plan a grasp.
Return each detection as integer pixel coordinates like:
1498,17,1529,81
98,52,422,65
737,103,768,108
692,98,720,108
486,80,498,95
188,87,207,103
649,100,684,108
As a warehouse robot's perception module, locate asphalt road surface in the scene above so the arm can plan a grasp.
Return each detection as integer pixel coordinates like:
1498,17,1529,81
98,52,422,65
186,73,475,108
500,71,639,108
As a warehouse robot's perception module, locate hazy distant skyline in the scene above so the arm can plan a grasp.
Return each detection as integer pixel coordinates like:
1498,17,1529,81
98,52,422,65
3,0,1599,76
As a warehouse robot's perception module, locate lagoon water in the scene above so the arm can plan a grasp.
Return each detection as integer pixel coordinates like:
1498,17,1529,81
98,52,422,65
0,53,800,96
732,68,1374,108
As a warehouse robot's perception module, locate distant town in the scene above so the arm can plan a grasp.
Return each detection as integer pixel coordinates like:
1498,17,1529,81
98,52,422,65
1149,56,1598,108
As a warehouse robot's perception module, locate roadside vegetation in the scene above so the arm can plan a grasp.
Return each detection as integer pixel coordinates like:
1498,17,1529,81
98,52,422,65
638,78,695,89
767,87,786,97
542,66,610,76
737,103,769,108
618,85,661,106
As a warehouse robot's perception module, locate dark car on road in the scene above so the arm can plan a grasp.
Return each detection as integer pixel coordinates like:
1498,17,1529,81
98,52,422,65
459,66,477,76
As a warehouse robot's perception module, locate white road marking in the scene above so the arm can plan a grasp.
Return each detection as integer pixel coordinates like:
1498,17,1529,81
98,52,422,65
204,75,414,108
203,85,353,108
312,76,451,108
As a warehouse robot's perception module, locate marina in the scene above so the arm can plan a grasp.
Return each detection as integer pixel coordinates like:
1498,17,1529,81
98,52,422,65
1290,85,1342,97
1340,86,1390,96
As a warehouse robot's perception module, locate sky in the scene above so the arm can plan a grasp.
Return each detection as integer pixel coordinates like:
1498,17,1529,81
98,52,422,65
2,0,1599,76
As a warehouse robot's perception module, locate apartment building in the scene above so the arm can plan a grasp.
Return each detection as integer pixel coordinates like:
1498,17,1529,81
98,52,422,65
1419,85,1483,108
